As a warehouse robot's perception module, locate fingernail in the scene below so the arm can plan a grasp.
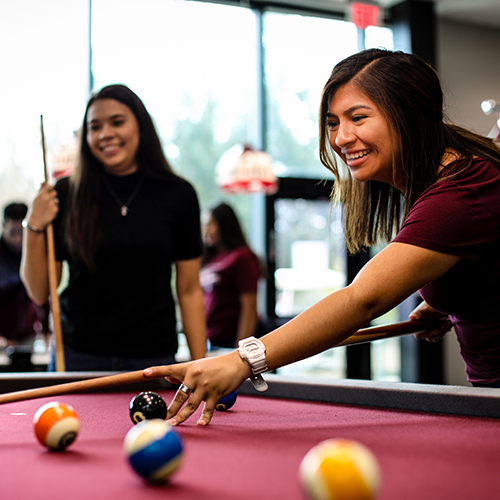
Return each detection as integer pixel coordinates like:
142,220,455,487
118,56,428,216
197,419,207,426
167,419,177,426
143,368,152,376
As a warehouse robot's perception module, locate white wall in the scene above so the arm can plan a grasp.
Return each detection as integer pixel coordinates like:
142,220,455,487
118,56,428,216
436,19,500,386
438,19,500,137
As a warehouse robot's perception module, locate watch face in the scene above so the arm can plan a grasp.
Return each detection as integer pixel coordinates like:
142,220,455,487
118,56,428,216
239,338,267,376
245,341,263,358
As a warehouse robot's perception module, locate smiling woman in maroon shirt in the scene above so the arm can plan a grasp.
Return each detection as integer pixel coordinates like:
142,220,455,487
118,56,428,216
146,49,499,423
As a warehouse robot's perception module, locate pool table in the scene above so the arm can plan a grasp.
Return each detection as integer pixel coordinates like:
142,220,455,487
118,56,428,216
0,372,499,500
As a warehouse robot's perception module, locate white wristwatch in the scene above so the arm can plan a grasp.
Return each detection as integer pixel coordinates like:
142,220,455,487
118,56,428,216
238,337,269,392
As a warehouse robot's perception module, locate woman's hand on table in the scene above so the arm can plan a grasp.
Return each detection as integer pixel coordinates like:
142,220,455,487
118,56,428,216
409,301,452,343
143,350,251,426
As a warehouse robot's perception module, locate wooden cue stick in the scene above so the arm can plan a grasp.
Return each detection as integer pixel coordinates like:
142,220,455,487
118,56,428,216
335,318,445,347
40,115,66,372
0,319,444,405
0,371,146,404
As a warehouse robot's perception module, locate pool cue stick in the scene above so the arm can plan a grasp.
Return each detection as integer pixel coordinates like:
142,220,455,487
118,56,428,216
40,115,66,372
336,318,445,347
0,371,147,404
0,319,445,405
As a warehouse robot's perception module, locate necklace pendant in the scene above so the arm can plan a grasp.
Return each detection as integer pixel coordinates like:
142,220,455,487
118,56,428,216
120,206,128,216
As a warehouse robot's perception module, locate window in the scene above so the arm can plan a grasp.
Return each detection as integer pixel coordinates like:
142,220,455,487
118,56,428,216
91,0,259,230
0,0,88,209
263,12,357,180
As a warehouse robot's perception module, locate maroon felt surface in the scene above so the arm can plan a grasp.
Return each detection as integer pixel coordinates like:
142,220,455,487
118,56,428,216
0,390,499,500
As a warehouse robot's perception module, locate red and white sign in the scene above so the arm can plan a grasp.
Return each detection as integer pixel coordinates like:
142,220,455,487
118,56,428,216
351,3,380,30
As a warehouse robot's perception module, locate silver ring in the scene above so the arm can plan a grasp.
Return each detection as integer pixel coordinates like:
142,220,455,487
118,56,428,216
178,383,192,396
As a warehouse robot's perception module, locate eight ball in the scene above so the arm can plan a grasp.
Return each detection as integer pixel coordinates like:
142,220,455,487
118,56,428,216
129,391,167,424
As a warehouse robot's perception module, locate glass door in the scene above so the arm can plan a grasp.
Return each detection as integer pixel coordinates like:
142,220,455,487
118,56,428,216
266,178,348,379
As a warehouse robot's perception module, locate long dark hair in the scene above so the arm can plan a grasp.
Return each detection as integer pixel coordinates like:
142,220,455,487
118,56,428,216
65,84,178,270
319,49,500,254
202,203,252,264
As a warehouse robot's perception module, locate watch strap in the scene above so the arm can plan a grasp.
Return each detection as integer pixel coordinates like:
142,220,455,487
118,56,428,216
22,219,44,233
249,373,268,392
249,354,268,375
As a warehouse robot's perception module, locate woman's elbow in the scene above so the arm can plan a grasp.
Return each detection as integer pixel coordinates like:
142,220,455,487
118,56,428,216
21,274,48,306
25,285,48,306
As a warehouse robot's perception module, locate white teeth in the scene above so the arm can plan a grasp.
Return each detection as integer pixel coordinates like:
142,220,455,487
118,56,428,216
346,151,370,160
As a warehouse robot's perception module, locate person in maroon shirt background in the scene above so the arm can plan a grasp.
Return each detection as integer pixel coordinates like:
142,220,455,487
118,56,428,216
200,203,263,349
0,203,50,349
145,49,500,426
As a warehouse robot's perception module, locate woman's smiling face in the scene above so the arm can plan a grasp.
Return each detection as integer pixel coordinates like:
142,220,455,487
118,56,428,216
327,81,403,190
86,98,140,176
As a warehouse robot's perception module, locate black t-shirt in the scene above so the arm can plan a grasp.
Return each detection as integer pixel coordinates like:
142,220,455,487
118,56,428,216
53,171,203,357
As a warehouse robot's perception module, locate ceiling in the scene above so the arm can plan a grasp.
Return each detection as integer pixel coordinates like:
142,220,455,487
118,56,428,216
380,0,500,29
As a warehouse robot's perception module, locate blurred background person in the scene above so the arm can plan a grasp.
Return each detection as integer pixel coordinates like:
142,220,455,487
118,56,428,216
0,202,50,350
201,202,264,349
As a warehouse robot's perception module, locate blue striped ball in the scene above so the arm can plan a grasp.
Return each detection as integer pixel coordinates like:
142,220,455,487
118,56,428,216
124,419,183,482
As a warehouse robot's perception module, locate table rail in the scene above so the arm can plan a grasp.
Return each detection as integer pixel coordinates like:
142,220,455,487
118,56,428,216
240,374,500,419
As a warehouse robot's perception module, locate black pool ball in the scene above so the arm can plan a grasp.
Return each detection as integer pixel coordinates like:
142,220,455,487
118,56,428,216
215,391,237,411
129,391,167,424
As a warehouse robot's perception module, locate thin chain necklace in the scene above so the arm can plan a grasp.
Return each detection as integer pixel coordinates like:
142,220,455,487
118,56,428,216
102,176,144,216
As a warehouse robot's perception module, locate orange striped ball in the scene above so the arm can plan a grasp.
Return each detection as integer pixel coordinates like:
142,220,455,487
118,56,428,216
299,439,381,500
33,402,80,451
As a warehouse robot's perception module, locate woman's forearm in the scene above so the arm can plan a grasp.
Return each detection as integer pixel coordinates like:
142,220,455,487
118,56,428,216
21,229,50,305
178,288,207,360
176,258,207,360
260,285,375,371
21,183,61,305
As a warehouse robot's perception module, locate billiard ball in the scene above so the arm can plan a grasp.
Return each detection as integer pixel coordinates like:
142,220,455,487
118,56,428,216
33,401,80,451
215,391,237,411
299,438,381,500
129,391,167,424
124,419,183,482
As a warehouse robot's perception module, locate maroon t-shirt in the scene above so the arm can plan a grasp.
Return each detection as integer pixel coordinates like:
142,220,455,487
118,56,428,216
200,247,260,347
394,158,500,385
